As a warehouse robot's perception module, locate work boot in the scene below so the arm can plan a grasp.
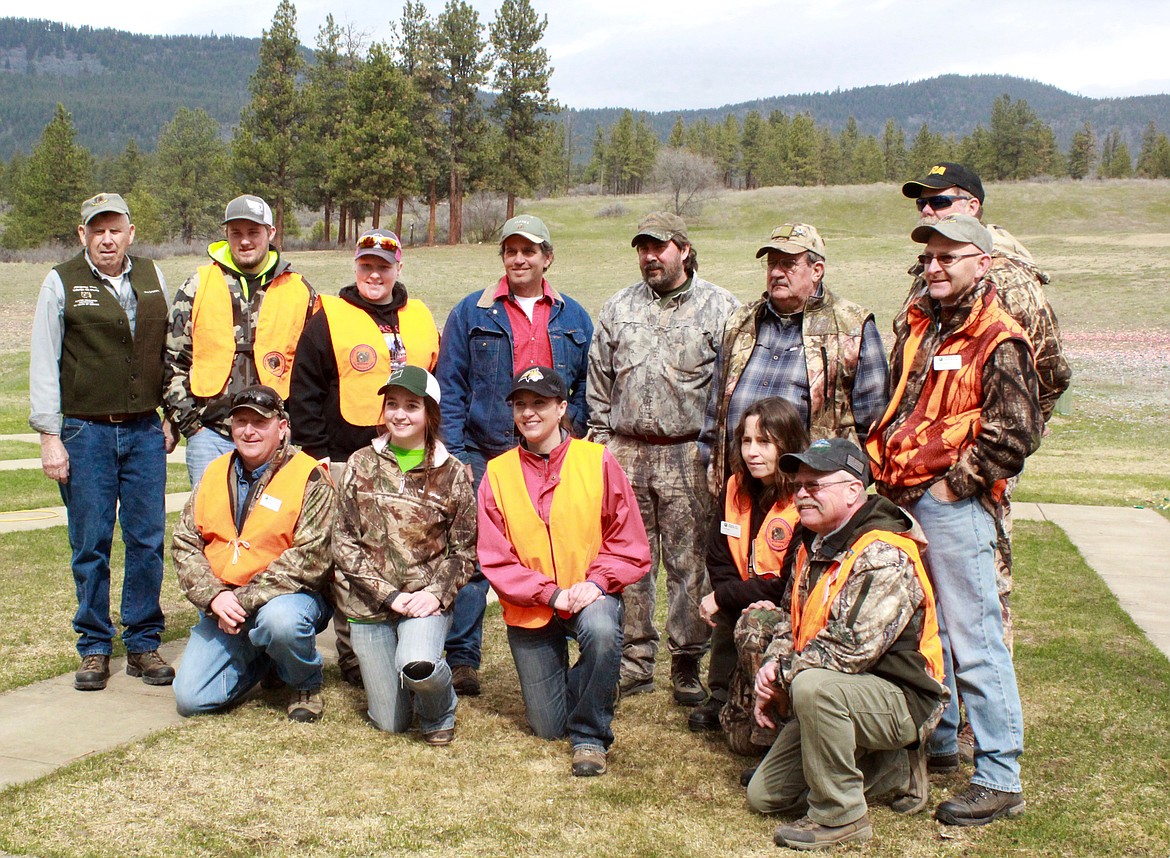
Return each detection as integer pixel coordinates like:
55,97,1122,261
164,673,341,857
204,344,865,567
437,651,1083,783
890,746,929,815
288,688,324,722
74,654,110,691
687,696,723,732
670,655,706,706
340,662,364,689
774,814,872,851
935,784,1025,826
619,674,654,697
571,746,607,777
126,650,175,686
927,752,960,773
451,665,481,697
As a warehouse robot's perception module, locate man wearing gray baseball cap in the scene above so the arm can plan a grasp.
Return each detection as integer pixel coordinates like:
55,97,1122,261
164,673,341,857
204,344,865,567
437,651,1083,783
164,195,317,486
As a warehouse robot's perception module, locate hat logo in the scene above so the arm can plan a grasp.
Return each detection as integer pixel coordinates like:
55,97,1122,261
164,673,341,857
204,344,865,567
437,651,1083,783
92,194,107,204
809,439,831,449
518,367,545,383
349,345,378,372
262,351,288,378
928,165,947,176
247,199,265,216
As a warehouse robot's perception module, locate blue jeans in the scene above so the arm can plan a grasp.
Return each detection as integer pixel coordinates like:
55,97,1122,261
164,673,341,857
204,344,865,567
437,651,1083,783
506,595,623,751
174,592,331,716
59,414,167,656
912,491,1024,793
350,613,456,734
185,427,235,488
445,446,501,669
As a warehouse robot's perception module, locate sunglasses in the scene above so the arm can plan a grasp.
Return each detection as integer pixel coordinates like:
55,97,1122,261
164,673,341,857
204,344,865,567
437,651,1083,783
917,252,983,267
915,194,972,212
357,234,401,252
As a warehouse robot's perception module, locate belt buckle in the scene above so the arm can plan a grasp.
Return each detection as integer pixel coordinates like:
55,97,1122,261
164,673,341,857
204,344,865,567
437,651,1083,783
108,414,127,424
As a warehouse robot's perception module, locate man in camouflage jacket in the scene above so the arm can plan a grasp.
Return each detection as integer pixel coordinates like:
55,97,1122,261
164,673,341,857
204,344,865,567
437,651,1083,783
588,212,740,705
746,439,947,851
172,385,335,722
699,223,888,498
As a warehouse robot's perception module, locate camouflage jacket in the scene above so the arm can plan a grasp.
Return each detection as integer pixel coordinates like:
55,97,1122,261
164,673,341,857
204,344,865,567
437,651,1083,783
163,243,316,439
587,276,740,443
332,439,477,621
899,223,1070,421
172,439,335,614
761,496,949,738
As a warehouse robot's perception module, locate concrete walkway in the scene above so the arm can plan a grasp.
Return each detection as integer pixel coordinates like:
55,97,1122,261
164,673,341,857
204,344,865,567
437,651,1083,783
1,501,1167,792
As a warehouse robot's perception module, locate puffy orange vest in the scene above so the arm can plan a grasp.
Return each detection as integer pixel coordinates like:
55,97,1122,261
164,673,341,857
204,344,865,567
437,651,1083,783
318,295,440,426
485,440,606,629
866,288,1026,503
790,531,944,682
723,474,800,581
195,451,321,587
190,265,312,399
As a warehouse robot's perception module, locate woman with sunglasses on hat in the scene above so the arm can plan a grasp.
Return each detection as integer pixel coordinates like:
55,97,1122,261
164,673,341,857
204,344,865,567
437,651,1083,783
688,397,808,755
476,366,650,777
331,366,476,745
289,228,440,686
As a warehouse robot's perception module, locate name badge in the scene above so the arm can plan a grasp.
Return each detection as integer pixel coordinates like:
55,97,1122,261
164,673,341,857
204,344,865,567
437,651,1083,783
258,493,283,512
933,354,962,371
719,520,742,538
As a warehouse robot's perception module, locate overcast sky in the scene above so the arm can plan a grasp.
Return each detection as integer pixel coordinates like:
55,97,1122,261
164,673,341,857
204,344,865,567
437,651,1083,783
10,0,1170,111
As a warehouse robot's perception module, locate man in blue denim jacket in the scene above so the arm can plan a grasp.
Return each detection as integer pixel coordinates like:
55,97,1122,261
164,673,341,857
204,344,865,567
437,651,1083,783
435,214,593,695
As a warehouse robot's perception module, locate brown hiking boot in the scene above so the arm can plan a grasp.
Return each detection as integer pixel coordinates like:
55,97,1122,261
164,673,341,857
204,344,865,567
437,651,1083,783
935,783,1025,826
287,688,324,722
619,674,654,697
126,650,175,686
774,814,872,850
670,655,706,706
890,746,929,815
74,654,110,691
571,746,607,777
451,665,481,697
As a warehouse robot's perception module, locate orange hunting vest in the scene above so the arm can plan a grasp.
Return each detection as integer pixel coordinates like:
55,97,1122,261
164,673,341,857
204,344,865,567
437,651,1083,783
790,531,944,682
722,474,800,581
866,289,1026,503
190,265,312,399
486,440,606,629
318,295,440,426
195,451,321,587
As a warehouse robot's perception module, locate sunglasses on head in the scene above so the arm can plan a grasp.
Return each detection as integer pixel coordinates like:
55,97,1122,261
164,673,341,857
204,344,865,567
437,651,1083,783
915,194,972,212
357,234,401,252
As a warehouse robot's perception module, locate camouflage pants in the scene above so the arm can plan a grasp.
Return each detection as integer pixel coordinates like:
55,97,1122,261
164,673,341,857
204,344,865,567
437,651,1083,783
721,606,788,756
609,437,712,682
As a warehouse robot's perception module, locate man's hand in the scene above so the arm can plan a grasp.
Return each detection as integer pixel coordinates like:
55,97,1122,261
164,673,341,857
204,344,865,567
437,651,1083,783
744,599,778,612
565,581,605,613
40,433,69,484
699,591,719,628
753,661,790,729
162,419,180,454
209,590,248,635
392,590,442,618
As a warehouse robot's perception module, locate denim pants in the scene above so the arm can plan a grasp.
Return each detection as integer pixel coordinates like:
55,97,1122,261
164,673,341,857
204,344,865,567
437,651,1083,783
912,491,1024,793
350,612,456,734
59,414,167,656
185,427,235,488
506,595,623,751
445,446,501,669
174,592,331,716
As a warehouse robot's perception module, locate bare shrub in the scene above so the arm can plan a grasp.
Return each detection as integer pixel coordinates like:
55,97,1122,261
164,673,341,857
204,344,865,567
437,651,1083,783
595,202,628,219
652,147,721,217
464,192,508,244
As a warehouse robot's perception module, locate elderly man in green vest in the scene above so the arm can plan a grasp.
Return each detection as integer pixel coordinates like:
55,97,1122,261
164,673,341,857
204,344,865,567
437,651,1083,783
29,192,178,691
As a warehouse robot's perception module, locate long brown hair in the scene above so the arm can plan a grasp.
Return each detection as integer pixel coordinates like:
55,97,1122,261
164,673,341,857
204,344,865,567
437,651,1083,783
729,397,808,512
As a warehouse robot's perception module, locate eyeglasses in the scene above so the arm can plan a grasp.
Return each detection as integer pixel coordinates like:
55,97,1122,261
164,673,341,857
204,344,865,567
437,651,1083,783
915,194,972,212
917,252,983,268
357,234,401,252
793,478,855,495
765,256,806,272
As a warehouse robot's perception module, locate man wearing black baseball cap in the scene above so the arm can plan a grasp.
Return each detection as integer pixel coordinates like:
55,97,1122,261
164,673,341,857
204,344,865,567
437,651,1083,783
745,437,947,849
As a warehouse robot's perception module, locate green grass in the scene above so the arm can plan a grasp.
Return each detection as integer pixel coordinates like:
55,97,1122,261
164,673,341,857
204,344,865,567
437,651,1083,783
0,462,189,513
0,439,38,459
0,522,1166,856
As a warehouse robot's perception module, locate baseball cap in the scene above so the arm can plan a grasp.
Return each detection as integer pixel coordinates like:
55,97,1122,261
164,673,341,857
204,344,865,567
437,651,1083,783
355,229,403,264
756,223,825,260
911,214,992,255
377,365,441,404
80,193,130,225
779,438,870,484
500,214,551,245
230,385,286,419
631,211,689,247
505,366,567,402
901,162,985,203
223,194,274,227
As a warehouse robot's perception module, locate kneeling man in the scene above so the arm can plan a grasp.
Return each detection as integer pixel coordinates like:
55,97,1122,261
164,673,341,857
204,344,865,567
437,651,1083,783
173,385,335,721
747,439,948,851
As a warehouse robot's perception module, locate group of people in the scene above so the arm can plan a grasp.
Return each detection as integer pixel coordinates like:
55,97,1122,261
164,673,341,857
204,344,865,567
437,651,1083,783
32,159,1069,850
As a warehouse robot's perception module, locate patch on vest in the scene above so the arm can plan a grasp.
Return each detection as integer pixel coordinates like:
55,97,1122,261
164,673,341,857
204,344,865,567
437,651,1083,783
349,344,379,372
764,515,794,551
262,351,289,378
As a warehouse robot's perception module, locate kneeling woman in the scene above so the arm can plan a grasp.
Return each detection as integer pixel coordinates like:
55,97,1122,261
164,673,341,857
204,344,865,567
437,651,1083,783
332,366,477,745
477,367,650,777
691,397,808,753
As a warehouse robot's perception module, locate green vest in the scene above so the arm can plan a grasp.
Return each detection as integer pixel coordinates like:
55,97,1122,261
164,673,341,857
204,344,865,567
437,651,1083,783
56,252,168,416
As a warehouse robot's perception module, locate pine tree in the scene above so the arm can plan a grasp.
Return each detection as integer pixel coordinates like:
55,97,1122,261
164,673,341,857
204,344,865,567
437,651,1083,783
1067,122,1096,180
740,111,766,190
881,119,907,183
668,116,686,148
788,112,820,186
152,107,232,242
1136,121,1170,179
